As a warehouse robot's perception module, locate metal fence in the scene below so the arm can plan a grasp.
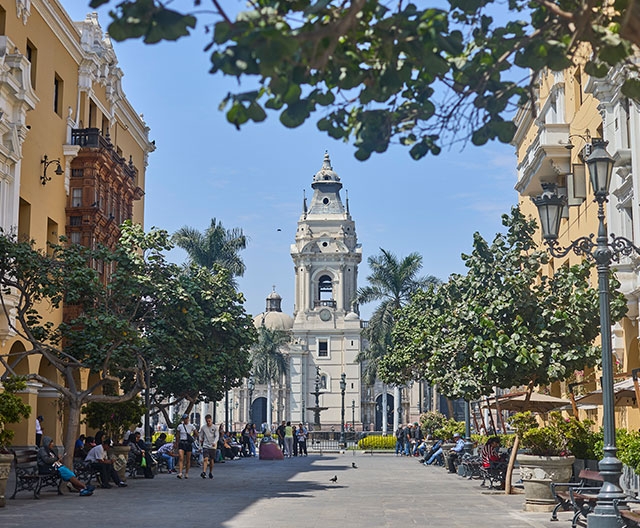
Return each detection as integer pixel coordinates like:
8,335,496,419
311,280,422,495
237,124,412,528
307,431,363,452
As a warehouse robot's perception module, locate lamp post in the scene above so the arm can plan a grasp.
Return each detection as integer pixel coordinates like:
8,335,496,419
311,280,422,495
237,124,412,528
351,400,355,431
532,138,629,528
463,400,473,455
248,375,255,424
339,373,346,448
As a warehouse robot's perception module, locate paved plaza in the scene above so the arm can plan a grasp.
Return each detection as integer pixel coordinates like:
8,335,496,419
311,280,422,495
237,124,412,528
1,453,572,528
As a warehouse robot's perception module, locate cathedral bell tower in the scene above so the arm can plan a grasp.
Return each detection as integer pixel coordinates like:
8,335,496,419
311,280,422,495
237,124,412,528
288,152,362,429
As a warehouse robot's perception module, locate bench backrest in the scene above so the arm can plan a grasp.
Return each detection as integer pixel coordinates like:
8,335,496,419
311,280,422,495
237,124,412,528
12,449,38,466
579,469,603,483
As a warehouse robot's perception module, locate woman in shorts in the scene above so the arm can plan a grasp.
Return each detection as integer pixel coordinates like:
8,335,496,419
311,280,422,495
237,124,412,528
175,414,197,479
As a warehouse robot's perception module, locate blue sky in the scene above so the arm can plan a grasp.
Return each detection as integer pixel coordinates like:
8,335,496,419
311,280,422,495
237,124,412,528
66,3,518,319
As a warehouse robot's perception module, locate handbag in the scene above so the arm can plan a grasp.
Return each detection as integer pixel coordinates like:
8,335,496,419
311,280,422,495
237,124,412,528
140,455,147,468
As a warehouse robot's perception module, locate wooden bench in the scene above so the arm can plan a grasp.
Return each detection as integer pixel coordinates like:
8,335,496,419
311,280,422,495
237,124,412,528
10,448,62,500
614,498,640,527
550,469,603,528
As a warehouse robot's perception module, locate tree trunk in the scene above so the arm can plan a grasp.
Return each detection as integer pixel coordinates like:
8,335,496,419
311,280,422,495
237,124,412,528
504,381,533,494
63,399,82,468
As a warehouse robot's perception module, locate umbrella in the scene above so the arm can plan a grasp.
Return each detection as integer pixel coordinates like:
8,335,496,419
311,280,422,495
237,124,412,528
574,378,638,407
487,392,570,413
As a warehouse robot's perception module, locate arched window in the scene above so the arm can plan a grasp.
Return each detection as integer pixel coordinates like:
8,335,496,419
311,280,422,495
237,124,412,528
318,275,332,301
320,375,327,390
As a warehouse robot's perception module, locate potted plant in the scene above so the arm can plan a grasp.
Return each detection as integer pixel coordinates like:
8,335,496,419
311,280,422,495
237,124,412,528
0,376,32,507
510,411,596,511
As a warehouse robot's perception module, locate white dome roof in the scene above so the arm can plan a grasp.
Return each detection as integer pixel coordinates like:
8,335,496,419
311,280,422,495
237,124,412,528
253,311,294,331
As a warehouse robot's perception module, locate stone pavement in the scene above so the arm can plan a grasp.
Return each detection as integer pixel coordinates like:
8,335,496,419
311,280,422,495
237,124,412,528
0,452,575,528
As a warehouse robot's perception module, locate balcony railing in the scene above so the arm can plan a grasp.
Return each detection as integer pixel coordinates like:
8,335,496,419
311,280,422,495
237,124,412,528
71,128,136,180
314,300,336,308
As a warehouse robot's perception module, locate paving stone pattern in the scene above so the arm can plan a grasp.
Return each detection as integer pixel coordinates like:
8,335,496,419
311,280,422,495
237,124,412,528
0,453,573,527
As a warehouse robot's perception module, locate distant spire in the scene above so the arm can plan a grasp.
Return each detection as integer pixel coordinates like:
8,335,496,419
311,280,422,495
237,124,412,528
323,150,332,170
303,189,308,218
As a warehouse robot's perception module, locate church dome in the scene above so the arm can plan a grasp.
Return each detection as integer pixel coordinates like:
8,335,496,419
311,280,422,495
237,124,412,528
253,311,294,331
253,288,293,330
344,311,360,321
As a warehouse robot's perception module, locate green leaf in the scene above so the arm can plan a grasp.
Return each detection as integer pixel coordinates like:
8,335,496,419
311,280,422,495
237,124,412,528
621,79,640,101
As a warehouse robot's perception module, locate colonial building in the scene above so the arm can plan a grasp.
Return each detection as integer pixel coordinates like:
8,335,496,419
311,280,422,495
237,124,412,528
512,57,640,431
0,1,153,446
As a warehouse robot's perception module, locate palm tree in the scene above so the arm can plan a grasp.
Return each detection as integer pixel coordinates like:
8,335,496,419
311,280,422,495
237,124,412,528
173,218,247,277
250,326,290,429
356,249,440,433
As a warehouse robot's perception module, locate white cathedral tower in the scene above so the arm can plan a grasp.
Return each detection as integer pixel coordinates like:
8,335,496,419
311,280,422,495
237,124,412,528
287,152,363,428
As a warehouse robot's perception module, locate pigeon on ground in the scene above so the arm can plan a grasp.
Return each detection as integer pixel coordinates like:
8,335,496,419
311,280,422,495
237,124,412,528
352,463,358,469
329,475,338,483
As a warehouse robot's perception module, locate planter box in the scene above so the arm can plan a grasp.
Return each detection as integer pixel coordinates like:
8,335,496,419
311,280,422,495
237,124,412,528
517,454,575,512
0,452,13,507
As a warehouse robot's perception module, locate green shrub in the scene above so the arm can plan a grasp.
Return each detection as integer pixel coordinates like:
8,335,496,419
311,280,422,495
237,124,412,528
509,411,598,457
433,418,465,441
357,435,396,450
419,411,446,435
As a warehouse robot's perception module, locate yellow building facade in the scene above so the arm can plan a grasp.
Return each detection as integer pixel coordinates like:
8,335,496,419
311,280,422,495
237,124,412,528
512,57,640,431
0,1,153,447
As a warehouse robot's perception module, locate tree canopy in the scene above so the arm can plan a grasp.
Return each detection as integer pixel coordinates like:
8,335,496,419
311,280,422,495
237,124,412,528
356,249,439,384
0,222,255,461
90,0,640,159
381,207,628,400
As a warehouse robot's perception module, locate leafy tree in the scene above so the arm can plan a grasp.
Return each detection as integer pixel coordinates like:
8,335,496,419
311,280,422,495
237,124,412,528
250,325,290,428
0,376,31,449
149,264,256,422
383,207,627,397
356,249,439,384
0,223,218,464
173,218,248,280
356,249,439,432
89,1,640,159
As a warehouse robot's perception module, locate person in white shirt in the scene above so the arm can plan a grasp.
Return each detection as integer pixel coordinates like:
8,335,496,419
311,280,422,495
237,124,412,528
198,414,220,479
35,416,43,447
85,437,127,488
175,414,197,479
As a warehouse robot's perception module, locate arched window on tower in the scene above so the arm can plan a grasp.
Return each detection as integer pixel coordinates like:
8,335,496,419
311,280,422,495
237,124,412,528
316,274,336,308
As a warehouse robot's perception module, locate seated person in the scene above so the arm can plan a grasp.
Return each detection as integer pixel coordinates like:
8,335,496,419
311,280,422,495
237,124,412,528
219,431,239,460
423,439,444,466
447,433,465,474
481,436,507,485
156,440,177,473
37,436,94,496
128,431,155,478
85,437,128,488
74,434,86,459
153,432,167,450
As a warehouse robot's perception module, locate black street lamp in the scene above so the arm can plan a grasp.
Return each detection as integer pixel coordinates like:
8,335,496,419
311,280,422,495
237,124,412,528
463,400,473,456
339,373,346,448
248,375,255,424
532,138,628,528
351,399,355,431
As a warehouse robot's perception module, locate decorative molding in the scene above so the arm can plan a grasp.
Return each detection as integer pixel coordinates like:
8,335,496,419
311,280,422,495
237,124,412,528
16,0,31,25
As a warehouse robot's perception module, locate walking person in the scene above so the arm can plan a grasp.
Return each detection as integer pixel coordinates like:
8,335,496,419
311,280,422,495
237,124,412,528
276,421,286,452
199,414,219,479
292,425,298,456
283,421,294,458
175,413,197,479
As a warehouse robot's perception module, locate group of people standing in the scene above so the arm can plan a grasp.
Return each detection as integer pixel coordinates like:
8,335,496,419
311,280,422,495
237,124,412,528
394,423,424,457
274,421,308,457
